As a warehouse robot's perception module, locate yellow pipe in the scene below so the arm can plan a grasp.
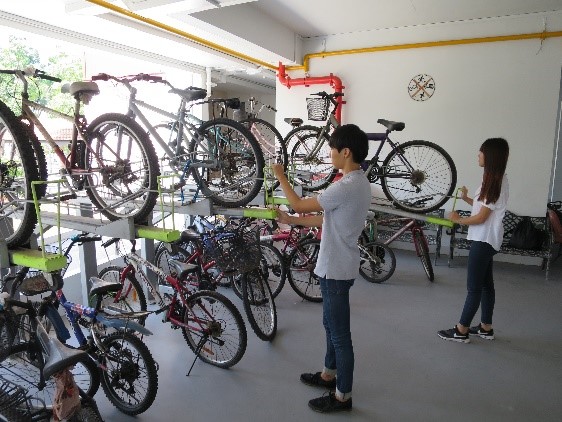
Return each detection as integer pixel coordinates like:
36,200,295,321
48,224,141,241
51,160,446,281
286,30,562,72
86,0,277,71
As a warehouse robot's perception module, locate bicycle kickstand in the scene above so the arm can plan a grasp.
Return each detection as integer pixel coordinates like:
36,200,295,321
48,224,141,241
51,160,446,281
186,335,209,376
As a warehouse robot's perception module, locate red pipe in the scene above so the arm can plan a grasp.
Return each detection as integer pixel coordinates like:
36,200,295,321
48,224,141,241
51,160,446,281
277,62,345,124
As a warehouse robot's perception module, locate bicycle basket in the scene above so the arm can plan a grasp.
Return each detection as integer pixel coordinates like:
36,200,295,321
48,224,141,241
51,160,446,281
306,98,329,121
202,228,261,275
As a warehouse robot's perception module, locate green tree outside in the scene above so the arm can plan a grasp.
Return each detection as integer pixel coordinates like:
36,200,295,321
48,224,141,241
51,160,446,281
0,35,83,115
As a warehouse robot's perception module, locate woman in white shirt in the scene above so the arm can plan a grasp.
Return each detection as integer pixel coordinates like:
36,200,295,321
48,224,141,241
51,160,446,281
438,138,509,343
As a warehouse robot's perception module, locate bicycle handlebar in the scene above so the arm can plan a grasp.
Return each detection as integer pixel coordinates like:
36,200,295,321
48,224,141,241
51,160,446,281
101,237,120,248
0,68,61,82
92,72,165,84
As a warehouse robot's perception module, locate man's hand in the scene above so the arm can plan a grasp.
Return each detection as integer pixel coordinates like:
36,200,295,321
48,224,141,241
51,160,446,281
275,208,292,225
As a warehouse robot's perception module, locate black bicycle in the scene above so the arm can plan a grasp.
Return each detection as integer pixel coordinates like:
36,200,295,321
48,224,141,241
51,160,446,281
283,91,457,213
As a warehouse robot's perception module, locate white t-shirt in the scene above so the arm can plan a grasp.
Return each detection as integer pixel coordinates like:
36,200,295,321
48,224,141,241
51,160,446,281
467,175,509,251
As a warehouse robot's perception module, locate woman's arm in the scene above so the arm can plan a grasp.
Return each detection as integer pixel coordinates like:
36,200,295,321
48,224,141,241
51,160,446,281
448,206,492,226
460,186,473,206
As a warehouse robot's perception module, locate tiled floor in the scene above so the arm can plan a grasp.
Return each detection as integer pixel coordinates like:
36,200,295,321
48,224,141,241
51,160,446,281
91,250,562,422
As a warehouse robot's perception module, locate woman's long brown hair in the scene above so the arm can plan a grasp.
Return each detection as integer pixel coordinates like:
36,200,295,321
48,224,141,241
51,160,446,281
478,138,509,204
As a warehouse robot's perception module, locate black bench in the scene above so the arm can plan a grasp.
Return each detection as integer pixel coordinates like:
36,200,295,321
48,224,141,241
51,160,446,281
448,210,554,279
368,208,445,263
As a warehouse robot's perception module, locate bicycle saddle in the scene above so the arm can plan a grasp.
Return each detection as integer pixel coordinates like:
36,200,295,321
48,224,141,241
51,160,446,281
169,87,207,103
62,81,100,96
377,119,405,132
89,276,123,297
180,228,200,242
168,260,198,280
284,117,303,127
38,323,88,379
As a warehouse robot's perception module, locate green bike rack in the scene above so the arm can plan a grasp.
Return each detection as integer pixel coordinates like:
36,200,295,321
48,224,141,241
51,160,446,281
368,204,455,228
136,226,181,243
9,249,67,272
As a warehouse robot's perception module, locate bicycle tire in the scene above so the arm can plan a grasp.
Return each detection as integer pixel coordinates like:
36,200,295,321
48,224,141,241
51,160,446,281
239,117,287,191
0,342,101,408
100,331,158,416
68,404,104,422
0,100,39,248
0,407,30,422
287,238,323,302
85,113,160,224
20,119,48,199
188,118,265,207
287,126,337,191
97,266,148,315
259,242,285,298
359,241,396,283
181,290,247,369
413,230,434,281
381,140,457,213
241,268,277,341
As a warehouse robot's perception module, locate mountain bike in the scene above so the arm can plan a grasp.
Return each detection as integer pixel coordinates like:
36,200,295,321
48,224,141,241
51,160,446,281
97,237,249,366
283,91,457,213
0,296,104,421
91,72,264,207
5,267,159,416
0,68,160,237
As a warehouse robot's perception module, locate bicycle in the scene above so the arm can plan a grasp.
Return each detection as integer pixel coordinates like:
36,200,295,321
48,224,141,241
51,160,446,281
0,68,160,245
5,267,159,416
358,210,435,282
0,296,104,421
97,237,249,365
136,219,278,342
91,72,265,207
236,97,288,191
283,91,457,213
156,215,285,296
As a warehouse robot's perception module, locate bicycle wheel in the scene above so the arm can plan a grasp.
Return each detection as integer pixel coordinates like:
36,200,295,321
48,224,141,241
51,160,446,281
20,119,48,199
68,404,104,422
240,118,287,191
188,118,264,207
381,140,457,213
258,243,286,298
85,113,159,224
100,331,158,416
287,238,322,302
359,241,396,283
181,290,247,369
0,343,100,408
241,268,277,341
97,266,147,314
0,100,39,248
288,127,337,191
413,230,434,281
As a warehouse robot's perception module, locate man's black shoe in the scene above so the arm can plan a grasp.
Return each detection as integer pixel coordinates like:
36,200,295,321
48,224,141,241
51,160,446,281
300,372,336,389
308,392,352,413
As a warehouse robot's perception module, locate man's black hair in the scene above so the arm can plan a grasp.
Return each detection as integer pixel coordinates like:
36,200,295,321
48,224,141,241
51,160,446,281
328,124,369,163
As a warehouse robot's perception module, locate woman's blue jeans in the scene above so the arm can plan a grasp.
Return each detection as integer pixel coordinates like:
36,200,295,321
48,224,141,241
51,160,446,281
459,241,497,327
320,277,354,400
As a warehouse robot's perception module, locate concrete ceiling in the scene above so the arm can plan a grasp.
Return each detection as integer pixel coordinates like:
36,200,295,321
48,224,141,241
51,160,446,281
2,0,562,91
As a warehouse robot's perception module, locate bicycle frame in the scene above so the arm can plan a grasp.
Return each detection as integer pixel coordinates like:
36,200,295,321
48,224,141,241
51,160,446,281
117,79,220,172
118,251,214,336
365,216,429,255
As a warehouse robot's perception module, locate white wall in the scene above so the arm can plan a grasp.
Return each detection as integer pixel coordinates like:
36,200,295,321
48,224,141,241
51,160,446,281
275,11,562,218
